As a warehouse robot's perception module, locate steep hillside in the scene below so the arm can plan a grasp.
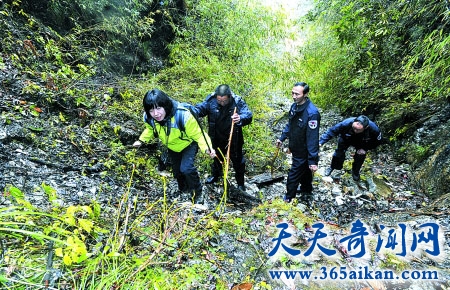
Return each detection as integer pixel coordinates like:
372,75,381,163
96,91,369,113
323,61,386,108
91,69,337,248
1,1,450,289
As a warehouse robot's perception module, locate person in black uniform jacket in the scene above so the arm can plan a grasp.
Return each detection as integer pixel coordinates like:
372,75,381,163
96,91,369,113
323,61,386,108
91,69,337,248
194,84,253,192
319,115,383,181
276,82,321,204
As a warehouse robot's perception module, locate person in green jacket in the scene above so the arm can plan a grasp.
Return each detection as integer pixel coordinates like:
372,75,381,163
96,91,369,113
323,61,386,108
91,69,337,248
133,89,216,204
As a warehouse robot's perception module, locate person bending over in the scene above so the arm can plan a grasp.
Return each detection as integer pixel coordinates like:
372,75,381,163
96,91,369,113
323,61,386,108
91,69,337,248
133,89,216,204
320,115,383,181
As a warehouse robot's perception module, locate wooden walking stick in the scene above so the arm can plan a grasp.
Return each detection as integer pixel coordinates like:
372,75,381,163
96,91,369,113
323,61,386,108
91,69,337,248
270,146,280,178
226,108,237,166
224,107,237,192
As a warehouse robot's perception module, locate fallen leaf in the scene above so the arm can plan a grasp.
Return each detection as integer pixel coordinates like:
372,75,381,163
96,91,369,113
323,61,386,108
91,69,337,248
231,282,252,290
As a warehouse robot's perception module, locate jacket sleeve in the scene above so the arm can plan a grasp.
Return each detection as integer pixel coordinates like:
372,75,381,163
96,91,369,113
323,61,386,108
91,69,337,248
319,121,344,145
306,113,321,165
279,104,294,142
184,112,212,153
194,96,211,118
138,125,154,142
235,97,253,127
279,122,290,142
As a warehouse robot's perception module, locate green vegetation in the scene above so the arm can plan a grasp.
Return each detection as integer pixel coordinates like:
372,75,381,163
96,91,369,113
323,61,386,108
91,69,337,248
1,180,312,289
301,0,449,137
1,0,449,288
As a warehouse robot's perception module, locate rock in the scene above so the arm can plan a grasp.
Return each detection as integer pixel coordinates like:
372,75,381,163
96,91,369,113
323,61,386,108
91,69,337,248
331,185,341,196
372,176,393,198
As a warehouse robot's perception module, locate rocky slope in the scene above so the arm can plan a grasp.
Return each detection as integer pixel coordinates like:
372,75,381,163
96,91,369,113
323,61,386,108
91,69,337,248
2,53,450,288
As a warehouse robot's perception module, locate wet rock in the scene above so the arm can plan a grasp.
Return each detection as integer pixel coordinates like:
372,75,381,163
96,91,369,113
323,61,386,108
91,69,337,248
331,185,341,196
116,120,141,146
402,103,450,198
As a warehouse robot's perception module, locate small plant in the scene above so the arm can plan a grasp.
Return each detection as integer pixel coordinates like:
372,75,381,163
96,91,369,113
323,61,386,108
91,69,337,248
381,252,409,272
0,55,5,70
413,144,430,161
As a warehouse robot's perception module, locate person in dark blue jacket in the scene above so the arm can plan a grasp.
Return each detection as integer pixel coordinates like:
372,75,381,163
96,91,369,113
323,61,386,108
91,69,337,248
319,115,383,181
276,82,321,204
195,84,253,191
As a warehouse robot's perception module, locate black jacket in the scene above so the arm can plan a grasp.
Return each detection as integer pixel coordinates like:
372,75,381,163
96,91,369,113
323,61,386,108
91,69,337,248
319,117,383,150
195,93,253,148
279,98,321,164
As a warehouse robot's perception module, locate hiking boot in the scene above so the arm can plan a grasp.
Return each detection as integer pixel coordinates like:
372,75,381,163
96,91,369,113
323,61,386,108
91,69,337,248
193,191,204,204
237,185,246,192
352,171,360,181
324,167,333,176
205,176,219,184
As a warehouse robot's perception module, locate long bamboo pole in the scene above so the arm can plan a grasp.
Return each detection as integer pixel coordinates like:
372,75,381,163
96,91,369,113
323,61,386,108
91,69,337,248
226,107,237,170
224,107,237,193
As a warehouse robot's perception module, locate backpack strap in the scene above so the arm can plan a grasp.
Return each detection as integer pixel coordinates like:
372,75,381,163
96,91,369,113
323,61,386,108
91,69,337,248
175,106,189,133
175,102,200,132
175,104,211,151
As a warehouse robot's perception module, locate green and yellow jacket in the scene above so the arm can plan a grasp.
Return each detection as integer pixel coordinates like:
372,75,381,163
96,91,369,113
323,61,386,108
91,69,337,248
139,102,212,153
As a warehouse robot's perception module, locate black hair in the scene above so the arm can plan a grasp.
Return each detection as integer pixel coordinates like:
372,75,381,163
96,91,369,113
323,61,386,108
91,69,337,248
294,82,310,94
215,84,232,97
355,115,369,128
143,89,173,117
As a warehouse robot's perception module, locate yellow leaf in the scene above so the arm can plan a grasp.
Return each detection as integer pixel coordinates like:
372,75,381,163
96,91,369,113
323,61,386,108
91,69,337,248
78,219,93,233
207,219,218,228
64,215,76,226
63,254,72,265
67,236,75,246
66,205,77,215
55,248,63,257
81,205,93,215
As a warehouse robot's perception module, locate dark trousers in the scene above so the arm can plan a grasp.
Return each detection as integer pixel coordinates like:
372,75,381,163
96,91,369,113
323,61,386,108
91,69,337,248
211,143,245,186
169,142,202,194
286,156,312,199
330,137,366,173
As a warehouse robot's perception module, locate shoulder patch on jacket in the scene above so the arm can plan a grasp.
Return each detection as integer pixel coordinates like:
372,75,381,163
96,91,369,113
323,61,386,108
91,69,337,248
308,120,318,129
